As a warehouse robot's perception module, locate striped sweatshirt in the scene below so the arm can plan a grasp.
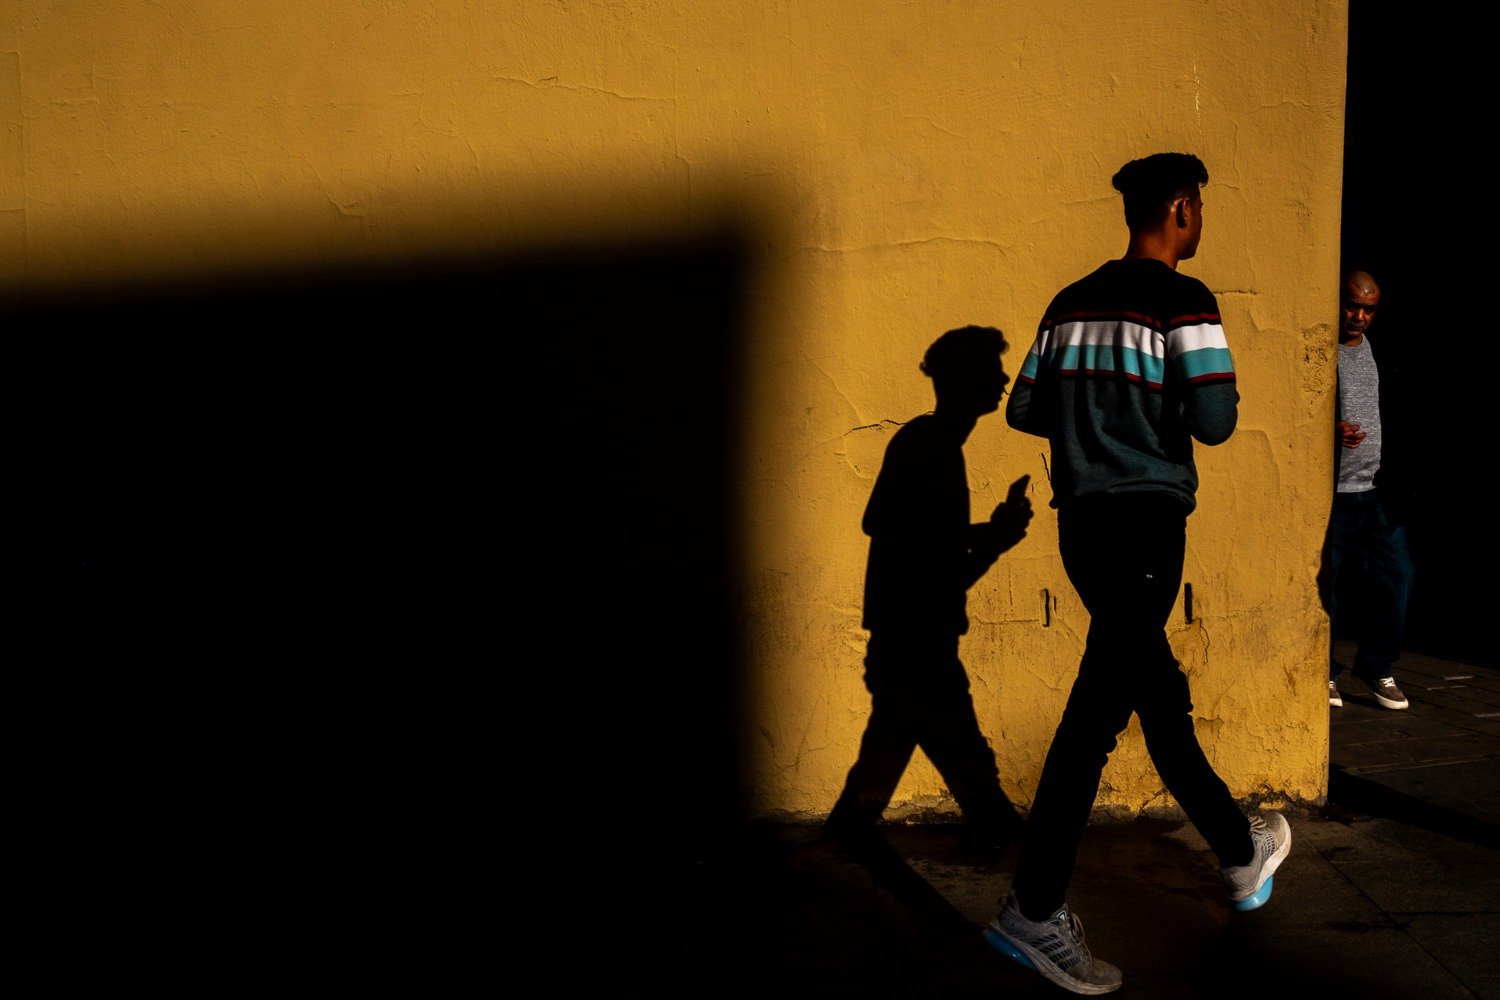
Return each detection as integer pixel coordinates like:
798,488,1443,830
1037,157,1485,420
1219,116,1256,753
1005,257,1238,512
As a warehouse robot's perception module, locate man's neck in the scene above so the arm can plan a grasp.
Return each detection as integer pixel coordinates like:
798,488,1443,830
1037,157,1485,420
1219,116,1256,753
1123,233,1179,270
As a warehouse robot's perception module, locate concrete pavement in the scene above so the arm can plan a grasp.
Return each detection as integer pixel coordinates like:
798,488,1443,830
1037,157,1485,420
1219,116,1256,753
668,643,1499,999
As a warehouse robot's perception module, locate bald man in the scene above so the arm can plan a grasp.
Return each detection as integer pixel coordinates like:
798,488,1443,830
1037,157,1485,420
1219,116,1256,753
1323,270,1414,710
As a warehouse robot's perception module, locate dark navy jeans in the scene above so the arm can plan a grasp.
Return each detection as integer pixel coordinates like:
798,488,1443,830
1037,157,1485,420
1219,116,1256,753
1322,489,1415,682
1010,493,1251,919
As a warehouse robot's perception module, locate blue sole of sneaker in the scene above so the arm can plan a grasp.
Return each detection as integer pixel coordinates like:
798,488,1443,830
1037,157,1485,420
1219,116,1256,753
982,926,1037,970
1232,874,1273,911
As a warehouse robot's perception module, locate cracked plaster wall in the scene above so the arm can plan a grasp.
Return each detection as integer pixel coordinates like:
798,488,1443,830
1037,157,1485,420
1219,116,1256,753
729,0,1349,823
3,1,1346,821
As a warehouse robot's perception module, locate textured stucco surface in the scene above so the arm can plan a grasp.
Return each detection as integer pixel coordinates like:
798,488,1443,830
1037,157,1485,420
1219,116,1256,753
4,2,1346,820
724,1,1348,821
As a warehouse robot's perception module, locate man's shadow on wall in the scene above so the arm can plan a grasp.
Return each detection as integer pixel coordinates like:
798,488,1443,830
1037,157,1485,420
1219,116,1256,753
820,325,1033,930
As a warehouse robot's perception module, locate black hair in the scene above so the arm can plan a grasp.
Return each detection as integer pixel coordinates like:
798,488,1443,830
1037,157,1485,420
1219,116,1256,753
1112,152,1208,232
920,325,1008,381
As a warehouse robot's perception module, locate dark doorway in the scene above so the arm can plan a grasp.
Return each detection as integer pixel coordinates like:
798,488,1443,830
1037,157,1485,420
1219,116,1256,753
1340,4,1492,667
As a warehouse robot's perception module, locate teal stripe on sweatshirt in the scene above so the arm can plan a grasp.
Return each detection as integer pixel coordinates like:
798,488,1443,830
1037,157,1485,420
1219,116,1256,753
1054,343,1167,385
1176,346,1234,381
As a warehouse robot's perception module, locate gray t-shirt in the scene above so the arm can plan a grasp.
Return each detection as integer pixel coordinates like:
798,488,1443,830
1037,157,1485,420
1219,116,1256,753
1337,339,1381,493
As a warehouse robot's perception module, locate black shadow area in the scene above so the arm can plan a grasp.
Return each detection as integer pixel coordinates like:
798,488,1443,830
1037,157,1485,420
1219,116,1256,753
1327,767,1500,851
1341,3,1495,667
17,232,752,974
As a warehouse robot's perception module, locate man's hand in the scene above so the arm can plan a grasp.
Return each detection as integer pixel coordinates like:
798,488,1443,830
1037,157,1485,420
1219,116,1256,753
1338,419,1366,448
987,474,1034,552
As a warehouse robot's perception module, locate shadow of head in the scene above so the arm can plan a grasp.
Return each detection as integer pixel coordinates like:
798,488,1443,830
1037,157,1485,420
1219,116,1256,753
920,325,1012,416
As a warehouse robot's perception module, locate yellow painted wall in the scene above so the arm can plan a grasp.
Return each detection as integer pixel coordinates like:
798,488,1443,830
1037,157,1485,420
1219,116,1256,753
5,2,1346,819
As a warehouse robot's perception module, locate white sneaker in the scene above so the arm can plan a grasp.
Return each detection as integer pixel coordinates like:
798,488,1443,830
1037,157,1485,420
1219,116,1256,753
1220,811,1291,911
1329,679,1342,707
983,892,1122,995
1363,675,1409,710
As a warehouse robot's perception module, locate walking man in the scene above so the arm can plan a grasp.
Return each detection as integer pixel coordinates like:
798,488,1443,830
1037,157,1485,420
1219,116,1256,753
984,153,1291,995
1324,270,1414,710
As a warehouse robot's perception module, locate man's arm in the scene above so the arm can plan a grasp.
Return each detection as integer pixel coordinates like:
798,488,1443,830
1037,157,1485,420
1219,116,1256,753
1169,310,1238,445
959,474,1033,588
1005,327,1053,439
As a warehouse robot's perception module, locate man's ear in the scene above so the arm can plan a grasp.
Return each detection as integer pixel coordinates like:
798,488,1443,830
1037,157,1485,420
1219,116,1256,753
1176,200,1187,229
